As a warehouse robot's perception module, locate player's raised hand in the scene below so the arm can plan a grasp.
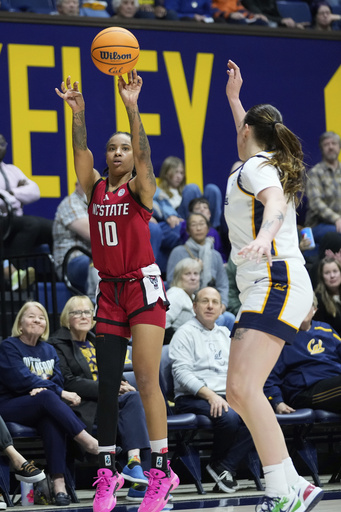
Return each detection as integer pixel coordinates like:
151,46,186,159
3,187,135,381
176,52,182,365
226,60,243,101
55,76,85,113
118,69,142,106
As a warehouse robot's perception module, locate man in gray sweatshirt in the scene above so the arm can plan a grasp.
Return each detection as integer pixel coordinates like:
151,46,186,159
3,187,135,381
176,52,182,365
169,287,253,493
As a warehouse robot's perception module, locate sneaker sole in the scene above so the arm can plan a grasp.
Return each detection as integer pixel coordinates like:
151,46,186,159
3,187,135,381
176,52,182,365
122,473,148,485
125,496,144,503
15,471,46,483
206,464,237,494
304,489,324,512
138,477,178,512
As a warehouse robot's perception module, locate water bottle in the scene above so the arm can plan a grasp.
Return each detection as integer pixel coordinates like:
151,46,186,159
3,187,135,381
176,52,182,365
301,227,316,249
20,482,34,506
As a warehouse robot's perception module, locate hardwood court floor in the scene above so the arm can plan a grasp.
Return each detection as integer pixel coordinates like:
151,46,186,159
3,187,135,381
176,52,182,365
13,476,341,512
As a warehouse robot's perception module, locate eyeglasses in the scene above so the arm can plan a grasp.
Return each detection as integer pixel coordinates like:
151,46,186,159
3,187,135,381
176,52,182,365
69,309,93,318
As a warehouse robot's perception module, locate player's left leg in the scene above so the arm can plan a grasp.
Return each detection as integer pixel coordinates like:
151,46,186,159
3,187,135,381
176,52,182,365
131,314,179,512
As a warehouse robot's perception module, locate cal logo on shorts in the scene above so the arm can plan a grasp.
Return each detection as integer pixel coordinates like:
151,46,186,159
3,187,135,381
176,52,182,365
105,455,112,466
274,283,288,292
156,456,163,468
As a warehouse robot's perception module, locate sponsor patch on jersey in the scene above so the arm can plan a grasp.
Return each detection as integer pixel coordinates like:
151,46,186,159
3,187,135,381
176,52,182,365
118,188,125,197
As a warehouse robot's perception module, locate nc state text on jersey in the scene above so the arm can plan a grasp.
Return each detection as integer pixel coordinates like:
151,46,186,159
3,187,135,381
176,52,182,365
92,203,129,216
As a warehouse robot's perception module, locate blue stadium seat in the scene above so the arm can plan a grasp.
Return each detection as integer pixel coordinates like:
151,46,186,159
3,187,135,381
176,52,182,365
276,1,312,23
7,0,56,13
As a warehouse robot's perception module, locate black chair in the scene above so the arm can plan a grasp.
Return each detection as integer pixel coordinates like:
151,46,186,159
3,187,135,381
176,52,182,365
61,245,93,296
159,346,203,493
314,409,341,483
0,193,13,243
248,408,320,488
160,346,266,493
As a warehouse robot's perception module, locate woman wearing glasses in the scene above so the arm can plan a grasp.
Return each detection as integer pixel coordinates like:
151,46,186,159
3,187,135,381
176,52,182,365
0,300,99,506
49,295,151,503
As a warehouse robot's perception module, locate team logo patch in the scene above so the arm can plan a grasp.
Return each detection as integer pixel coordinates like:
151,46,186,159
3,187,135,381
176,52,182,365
104,455,112,467
155,456,163,468
118,188,125,197
148,275,159,290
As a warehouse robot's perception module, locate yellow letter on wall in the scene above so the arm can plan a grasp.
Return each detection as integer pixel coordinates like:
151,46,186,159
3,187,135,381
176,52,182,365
164,52,214,190
115,50,160,136
8,44,60,197
325,64,341,161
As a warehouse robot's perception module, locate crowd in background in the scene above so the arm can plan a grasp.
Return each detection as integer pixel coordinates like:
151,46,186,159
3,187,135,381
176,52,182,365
0,0,340,31
0,4,341,504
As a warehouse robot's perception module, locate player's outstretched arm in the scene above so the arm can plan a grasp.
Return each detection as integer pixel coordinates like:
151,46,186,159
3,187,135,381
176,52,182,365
118,70,156,208
226,60,246,133
55,77,100,200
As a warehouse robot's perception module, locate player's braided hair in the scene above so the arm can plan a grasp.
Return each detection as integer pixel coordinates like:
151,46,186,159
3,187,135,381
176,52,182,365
244,104,306,206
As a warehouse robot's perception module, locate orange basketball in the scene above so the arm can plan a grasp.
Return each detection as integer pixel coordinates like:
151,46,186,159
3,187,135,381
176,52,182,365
91,27,140,76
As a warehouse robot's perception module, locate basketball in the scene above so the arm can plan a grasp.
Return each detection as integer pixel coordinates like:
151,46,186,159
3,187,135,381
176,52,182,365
91,27,140,76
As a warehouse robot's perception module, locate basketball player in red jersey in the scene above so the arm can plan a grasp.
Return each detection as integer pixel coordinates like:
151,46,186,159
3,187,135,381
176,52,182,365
55,69,179,512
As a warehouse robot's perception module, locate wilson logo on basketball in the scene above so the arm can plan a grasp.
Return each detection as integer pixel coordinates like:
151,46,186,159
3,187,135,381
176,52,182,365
99,51,132,61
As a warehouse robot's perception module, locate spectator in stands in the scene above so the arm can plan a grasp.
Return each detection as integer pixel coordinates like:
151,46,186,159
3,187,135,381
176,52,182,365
111,0,178,19
241,0,307,27
0,414,45,484
49,295,151,503
169,287,253,492
2,259,35,292
179,197,227,262
0,301,99,506
212,0,271,25
154,157,223,270
0,133,53,258
55,0,80,15
311,1,341,30
305,131,341,247
53,181,97,298
264,294,341,414
225,255,241,317
165,258,201,343
166,212,235,330
164,0,214,21
314,255,341,335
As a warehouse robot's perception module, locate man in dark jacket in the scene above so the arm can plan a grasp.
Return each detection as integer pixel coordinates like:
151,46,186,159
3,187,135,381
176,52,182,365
264,294,341,414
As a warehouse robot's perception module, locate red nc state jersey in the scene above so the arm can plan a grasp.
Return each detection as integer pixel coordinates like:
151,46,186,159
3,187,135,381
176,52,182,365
89,178,155,279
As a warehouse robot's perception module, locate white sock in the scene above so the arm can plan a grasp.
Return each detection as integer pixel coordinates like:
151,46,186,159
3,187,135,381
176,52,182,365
150,439,168,453
283,457,300,487
263,462,290,497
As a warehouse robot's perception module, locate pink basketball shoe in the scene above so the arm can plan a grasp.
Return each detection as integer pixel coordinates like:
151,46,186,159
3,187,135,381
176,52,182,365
93,468,124,512
138,462,179,512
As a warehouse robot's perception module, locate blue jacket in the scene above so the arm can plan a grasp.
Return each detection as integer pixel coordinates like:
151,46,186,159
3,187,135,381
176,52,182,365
0,336,64,402
164,0,213,18
264,321,341,406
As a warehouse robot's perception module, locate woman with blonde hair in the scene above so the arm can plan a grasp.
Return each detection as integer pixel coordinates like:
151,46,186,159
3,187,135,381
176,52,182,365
164,258,201,343
0,301,99,506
